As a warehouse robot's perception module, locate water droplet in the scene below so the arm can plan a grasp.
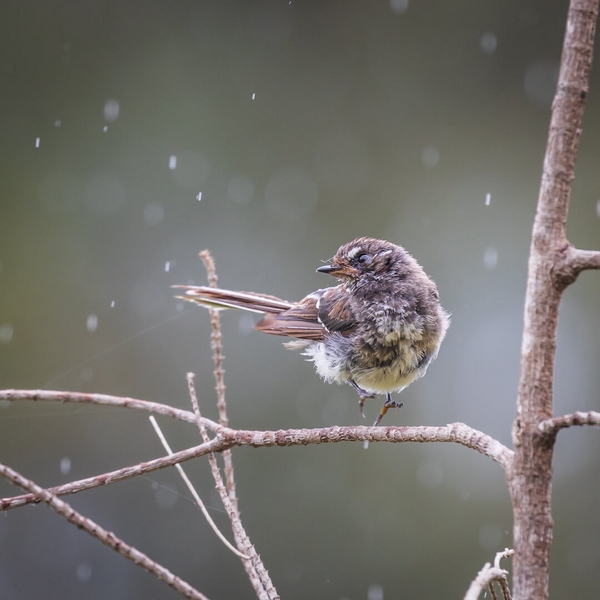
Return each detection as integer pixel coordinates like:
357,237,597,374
481,32,497,53
485,193,491,206
35,137,40,148
60,457,72,475
110,300,115,308
103,99,120,122
196,191,203,201
165,261,171,272
390,0,408,14
76,563,92,583
367,583,384,600
169,155,177,170
103,125,108,133
0,324,14,344
596,200,600,217
252,93,256,100
54,120,62,127
421,146,440,168
86,314,98,332
484,247,498,270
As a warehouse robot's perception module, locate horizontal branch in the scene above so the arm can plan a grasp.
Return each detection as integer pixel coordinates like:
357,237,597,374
538,410,600,435
0,389,219,431
0,462,209,600
1,422,513,511
464,549,514,600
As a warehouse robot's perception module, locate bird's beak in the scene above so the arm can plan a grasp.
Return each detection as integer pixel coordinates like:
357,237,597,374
316,264,340,275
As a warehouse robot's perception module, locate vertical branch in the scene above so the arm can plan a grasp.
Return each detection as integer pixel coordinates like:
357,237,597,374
509,2,599,599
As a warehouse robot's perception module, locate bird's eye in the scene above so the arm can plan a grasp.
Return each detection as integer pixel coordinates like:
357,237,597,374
358,253,371,264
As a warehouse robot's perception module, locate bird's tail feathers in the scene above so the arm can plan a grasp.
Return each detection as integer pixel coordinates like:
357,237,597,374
172,285,293,314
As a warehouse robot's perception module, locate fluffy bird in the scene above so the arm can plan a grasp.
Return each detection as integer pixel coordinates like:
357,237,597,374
174,237,450,425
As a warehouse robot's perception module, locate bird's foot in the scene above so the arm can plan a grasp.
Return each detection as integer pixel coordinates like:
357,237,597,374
349,380,376,419
373,394,404,426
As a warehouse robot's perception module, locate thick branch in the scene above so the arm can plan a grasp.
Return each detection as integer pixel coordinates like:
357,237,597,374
511,2,599,599
1,422,512,511
0,462,209,600
539,410,600,435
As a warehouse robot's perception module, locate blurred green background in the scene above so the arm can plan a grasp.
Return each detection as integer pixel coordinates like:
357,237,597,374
1,0,600,598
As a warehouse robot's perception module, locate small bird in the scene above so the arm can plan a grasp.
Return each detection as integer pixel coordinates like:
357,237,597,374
174,237,450,425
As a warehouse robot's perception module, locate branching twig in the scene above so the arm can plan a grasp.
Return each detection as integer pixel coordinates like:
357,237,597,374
0,462,210,600
1,422,512,511
538,410,600,435
464,549,514,600
188,374,277,600
148,415,248,559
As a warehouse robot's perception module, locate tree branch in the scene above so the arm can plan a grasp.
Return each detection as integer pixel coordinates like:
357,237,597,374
1,422,512,511
0,462,210,600
0,389,218,429
538,410,600,435
464,549,514,600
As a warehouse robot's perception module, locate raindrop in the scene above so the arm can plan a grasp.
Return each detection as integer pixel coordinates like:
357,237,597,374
481,32,497,53
484,247,498,270
196,192,202,201
35,137,40,148
367,583,384,600
421,146,440,168
54,119,62,127
252,93,256,100
390,0,408,15
86,314,98,332
103,126,108,133
0,324,13,344
169,155,177,170
76,563,92,583
103,99,120,122
596,200,600,217
165,261,171,273
110,300,115,308
485,193,491,206
60,457,72,475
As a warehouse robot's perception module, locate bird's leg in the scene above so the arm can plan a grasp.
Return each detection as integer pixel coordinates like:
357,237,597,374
349,379,376,419
373,393,404,426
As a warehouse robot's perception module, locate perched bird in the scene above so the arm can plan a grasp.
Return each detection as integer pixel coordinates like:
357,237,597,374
174,237,450,425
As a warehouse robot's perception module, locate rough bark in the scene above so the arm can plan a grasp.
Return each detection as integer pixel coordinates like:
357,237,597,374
509,1,599,598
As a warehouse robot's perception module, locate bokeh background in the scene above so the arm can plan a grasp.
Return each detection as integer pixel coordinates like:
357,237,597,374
1,0,600,598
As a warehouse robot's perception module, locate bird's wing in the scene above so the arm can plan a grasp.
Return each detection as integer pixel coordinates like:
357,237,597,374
255,286,357,340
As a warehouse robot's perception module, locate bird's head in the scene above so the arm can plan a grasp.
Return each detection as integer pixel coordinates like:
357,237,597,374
317,237,414,284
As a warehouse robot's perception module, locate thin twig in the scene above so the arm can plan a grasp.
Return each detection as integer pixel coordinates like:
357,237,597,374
188,374,277,600
0,389,218,429
0,462,210,600
1,421,513,511
148,415,248,559
464,548,513,600
538,410,600,435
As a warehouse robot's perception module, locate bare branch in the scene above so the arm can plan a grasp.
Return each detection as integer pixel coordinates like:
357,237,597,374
0,462,210,600
190,377,277,600
0,389,219,430
148,415,248,560
539,410,600,435
1,422,512,511
553,244,600,287
464,549,514,600
1,437,224,511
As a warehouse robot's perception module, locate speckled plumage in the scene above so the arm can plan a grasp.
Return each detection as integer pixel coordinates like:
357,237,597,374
175,237,450,425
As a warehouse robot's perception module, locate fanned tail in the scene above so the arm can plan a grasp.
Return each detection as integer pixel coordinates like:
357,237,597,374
172,285,294,314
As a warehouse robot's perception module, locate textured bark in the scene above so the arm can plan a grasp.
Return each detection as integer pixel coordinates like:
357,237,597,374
509,1,599,598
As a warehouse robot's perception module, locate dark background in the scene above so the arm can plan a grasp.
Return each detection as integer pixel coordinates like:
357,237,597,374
1,1,600,598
